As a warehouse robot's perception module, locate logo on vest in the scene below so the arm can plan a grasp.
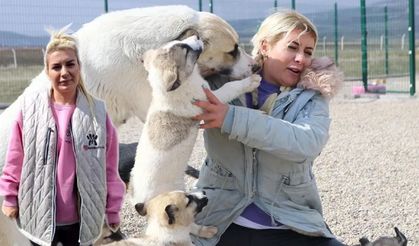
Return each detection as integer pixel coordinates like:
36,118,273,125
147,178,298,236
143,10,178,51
83,133,105,150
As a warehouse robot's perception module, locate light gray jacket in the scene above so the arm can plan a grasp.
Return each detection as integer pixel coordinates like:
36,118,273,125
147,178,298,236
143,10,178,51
18,88,107,246
193,58,343,246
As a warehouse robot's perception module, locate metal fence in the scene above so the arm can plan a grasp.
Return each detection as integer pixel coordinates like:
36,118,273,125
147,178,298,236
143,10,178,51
0,0,417,103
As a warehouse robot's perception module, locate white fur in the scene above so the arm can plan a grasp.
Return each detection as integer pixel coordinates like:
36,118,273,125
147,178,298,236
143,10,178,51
106,191,212,246
0,5,255,171
129,36,260,205
0,6,256,243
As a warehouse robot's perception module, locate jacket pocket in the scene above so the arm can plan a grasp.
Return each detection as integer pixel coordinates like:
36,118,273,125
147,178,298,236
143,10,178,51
197,159,237,191
43,127,53,165
280,177,323,214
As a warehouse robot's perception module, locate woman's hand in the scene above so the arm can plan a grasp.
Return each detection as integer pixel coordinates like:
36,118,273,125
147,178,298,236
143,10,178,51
192,87,229,129
2,205,18,219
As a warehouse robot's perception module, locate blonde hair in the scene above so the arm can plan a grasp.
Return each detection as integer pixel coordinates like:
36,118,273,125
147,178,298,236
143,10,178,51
45,25,94,108
251,9,318,62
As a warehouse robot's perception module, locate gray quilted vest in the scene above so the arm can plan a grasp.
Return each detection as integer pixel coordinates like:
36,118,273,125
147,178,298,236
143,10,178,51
17,88,107,246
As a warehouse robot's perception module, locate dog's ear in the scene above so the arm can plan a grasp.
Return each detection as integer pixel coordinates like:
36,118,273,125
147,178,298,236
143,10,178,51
176,28,199,41
165,204,178,225
135,203,147,216
163,66,179,91
359,237,370,246
394,227,407,246
142,50,154,71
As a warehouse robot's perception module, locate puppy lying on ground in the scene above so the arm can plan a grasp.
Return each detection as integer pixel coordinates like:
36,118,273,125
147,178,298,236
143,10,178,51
129,35,260,207
104,191,212,246
358,227,407,246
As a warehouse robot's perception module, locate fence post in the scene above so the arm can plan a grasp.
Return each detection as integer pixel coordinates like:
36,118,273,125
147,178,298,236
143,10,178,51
401,34,406,50
334,2,339,66
408,0,416,96
274,0,278,11
198,0,202,11
384,6,389,76
11,49,17,69
291,0,295,10
360,0,368,91
323,36,326,54
104,0,108,13
209,0,213,13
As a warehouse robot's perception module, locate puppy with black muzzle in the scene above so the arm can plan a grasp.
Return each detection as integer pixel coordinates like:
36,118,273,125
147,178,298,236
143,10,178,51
358,227,407,246
105,191,212,246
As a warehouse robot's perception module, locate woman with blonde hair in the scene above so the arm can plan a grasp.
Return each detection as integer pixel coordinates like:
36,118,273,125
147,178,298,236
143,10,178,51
0,27,125,246
191,9,344,246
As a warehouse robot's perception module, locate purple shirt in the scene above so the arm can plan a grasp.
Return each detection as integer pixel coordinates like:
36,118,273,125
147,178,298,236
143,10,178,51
245,78,281,109
239,77,284,228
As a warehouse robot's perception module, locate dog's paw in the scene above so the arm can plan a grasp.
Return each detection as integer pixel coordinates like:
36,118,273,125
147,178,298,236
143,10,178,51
198,225,218,238
245,74,261,92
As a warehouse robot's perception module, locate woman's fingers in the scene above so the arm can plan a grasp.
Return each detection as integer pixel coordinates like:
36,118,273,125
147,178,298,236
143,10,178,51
2,205,18,219
193,99,215,113
191,87,228,129
202,87,221,104
192,112,215,122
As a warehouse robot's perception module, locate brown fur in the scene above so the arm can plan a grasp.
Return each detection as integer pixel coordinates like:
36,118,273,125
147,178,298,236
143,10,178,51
298,56,344,99
147,112,196,151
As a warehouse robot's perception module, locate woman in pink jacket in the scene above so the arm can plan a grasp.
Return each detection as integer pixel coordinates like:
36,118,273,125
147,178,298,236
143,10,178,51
0,27,125,246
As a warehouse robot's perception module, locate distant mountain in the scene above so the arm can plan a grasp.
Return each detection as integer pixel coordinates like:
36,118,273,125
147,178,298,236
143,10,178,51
1,2,418,47
229,3,419,43
228,18,263,43
0,31,48,47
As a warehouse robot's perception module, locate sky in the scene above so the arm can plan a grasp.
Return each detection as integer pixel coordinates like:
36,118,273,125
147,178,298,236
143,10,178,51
0,0,386,36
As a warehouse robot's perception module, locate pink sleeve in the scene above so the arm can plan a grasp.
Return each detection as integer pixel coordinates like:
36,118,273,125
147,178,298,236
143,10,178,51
0,112,24,207
104,114,126,225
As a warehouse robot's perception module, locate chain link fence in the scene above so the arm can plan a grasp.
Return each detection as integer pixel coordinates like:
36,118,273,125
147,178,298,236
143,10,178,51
0,0,417,103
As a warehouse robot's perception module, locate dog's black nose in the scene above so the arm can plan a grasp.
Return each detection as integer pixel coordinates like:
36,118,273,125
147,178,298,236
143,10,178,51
195,196,208,214
251,63,261,73
202,196,208,205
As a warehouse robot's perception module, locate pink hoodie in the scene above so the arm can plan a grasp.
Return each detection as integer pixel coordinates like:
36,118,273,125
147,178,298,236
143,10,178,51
0,104,125,225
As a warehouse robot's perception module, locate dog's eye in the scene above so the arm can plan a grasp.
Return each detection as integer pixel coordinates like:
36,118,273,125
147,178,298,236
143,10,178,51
227,44,239,58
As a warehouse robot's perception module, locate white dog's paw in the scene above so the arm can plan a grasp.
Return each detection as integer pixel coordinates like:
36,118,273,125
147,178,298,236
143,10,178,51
198,225,218,238
244,74,261,92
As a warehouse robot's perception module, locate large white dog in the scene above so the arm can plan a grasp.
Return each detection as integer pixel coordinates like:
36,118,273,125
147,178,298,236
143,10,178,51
0,4,256,176
129,35,260,206
0,5,256,244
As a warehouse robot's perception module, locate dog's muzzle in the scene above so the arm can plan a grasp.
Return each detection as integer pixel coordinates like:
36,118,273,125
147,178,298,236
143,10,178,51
194,196,208,214
188,191,208,214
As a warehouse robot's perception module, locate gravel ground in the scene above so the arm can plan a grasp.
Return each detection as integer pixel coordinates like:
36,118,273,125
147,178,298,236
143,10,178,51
116,90,419,246
0,88,417,245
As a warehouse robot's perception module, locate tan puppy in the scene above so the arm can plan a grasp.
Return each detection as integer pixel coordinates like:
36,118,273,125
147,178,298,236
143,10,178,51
105,191,215,246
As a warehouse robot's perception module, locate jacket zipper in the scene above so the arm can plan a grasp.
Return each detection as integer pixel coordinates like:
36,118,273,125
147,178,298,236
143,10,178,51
43,127,53,165
51,125,58,240
268,175,290,226
251,148,257,198
70,123,83,239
